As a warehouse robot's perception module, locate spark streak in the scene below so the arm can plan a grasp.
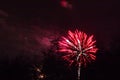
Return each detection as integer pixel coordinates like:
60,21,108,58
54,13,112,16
58,29,98,80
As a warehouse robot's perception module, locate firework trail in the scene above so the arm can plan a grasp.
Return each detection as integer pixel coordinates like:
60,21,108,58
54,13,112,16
58,29,98,80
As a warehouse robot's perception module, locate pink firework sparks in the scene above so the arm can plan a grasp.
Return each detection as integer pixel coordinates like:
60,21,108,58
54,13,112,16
58,30,98,66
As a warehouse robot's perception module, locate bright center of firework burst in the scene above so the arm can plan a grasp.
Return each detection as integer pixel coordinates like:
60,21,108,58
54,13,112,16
58,29,98,66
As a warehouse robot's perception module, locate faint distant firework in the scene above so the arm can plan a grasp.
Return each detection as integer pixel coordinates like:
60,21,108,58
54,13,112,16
58,29,98,80
31,65,46,80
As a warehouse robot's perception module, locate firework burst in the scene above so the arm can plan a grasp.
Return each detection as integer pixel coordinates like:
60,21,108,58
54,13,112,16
58,29,98,80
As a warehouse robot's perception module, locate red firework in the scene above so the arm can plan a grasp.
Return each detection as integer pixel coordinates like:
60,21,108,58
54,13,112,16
58,30,98,66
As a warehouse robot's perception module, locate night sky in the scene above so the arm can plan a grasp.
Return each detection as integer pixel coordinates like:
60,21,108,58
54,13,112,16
0,0,120,80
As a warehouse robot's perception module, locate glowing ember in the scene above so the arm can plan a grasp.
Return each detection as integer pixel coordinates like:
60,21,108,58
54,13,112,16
38,74,45,79
58,29,98,66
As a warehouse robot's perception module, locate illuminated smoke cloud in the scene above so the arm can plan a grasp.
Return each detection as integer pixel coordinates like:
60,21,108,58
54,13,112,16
0,16,60,62
60,0,72,9
32,26,59,52
0,10,8,17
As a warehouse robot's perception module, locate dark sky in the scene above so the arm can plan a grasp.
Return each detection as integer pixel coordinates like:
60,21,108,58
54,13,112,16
0,0,120,80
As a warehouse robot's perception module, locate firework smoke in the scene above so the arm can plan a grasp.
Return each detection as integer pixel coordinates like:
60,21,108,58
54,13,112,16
0,14,60,64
